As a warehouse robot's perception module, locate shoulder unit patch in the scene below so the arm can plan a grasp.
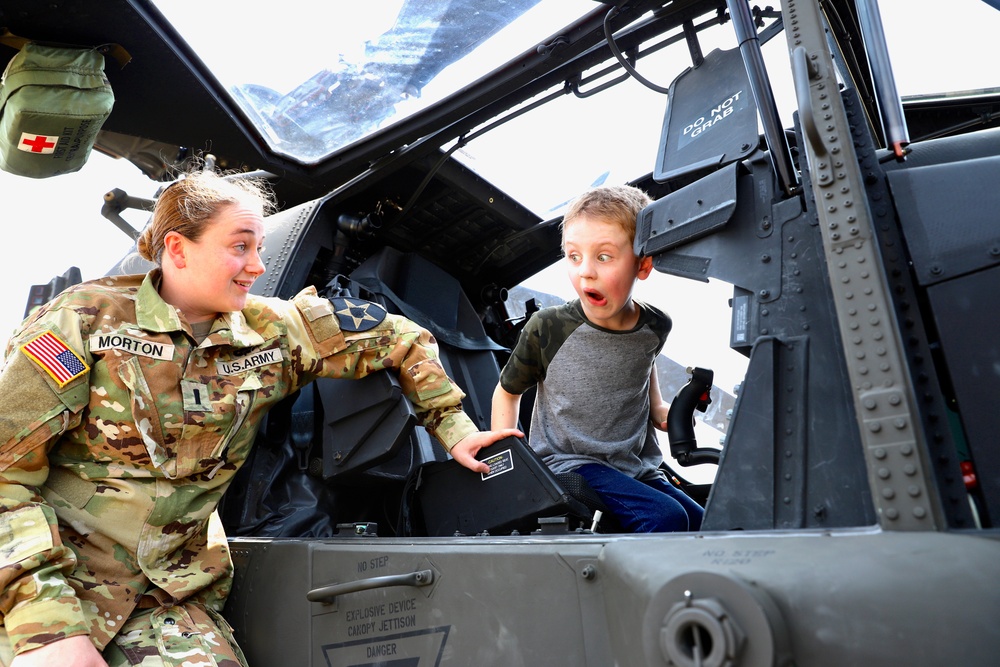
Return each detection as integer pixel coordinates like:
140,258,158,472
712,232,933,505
331,297,387,333
21,330,89,387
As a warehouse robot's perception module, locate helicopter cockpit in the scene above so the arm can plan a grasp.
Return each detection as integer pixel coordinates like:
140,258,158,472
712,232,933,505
3,1,1000,664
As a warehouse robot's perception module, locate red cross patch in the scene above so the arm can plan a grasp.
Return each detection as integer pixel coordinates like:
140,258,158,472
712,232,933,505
18,132,59,154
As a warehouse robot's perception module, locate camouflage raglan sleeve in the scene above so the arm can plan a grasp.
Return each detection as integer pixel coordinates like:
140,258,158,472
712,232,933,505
498,310,545,396
284,289,478,452
638,300,672,354
0,307,92,654
499,303,583,395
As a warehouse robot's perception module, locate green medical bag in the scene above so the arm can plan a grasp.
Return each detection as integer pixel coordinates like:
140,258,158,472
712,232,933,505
0,41,115,178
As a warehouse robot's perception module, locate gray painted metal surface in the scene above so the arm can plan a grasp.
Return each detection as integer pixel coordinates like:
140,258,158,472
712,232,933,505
227,530,1000,666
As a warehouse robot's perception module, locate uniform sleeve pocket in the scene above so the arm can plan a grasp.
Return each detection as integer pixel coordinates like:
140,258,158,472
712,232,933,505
407,359,455,402
0,506,54,568
0,414,66,473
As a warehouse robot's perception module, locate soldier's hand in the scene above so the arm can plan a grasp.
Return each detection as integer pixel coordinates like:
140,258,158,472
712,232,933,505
10,635,108,667
450,428,523,474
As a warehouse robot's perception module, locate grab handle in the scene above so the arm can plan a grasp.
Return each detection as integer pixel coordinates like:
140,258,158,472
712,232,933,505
307,569,434,604
792,46,827,157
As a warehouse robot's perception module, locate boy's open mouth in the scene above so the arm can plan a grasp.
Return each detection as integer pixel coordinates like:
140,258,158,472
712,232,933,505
584,288,606,306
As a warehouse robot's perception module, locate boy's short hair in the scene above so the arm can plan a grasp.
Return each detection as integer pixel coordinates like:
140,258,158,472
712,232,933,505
561,184,652,245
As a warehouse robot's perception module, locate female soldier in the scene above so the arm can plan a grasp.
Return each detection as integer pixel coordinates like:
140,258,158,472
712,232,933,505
0,169,517,667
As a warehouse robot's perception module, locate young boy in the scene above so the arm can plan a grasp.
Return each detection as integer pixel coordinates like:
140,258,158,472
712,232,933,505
491,184,703,532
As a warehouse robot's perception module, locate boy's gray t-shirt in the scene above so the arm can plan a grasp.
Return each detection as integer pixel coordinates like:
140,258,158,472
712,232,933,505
499,300,671,480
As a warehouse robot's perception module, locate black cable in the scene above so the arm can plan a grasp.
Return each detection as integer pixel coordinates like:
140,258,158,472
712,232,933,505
603,7,670,95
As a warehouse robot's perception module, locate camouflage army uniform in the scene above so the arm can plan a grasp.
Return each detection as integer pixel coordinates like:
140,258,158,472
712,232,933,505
0,270,478,664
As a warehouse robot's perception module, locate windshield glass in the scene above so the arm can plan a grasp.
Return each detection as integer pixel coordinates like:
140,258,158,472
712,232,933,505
881,0,1000,98
152,0,999,204
152,0,585,164
451,13,743,218
420,0,1000,219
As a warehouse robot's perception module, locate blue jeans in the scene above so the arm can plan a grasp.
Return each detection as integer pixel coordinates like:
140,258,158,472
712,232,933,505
575,463,704,533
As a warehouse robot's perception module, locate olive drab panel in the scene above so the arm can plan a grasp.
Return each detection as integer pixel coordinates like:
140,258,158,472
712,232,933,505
0,42,114,178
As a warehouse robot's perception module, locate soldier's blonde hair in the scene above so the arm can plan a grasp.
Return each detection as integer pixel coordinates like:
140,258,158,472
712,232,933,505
561,184,651,247
137,169,276,265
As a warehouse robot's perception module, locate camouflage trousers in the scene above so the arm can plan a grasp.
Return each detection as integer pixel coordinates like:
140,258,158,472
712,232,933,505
0,603,247,667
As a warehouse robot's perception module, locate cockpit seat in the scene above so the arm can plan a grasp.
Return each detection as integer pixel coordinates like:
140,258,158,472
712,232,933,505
315,246,509,483
554,471,609,515
347,246,506,434
222,247,522,537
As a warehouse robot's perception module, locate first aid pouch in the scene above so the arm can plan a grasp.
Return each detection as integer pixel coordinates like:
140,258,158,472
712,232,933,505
0,41,115,178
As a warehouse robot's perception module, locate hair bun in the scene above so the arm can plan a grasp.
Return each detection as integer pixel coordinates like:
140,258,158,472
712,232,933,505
136,228,154,262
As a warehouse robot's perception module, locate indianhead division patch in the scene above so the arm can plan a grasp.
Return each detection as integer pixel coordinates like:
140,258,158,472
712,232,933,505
20,331,89,387
331,298,387,333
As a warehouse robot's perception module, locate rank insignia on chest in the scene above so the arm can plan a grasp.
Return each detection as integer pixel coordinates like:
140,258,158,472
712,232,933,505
332,298,387,332
21,330,89,387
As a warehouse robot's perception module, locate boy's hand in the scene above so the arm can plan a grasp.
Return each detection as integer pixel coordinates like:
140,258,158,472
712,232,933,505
651,402,670,431
450,429,524,473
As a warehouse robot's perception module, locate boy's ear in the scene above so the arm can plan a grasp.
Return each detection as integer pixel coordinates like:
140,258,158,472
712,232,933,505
637,255,654,280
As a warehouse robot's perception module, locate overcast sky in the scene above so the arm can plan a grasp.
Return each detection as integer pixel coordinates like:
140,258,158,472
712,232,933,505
0,153,155,350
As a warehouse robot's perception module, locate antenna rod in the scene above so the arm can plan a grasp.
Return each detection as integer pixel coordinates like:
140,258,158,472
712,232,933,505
856,0,910,157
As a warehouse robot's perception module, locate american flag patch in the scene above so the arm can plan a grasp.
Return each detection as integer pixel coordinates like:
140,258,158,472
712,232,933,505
21,331,89,387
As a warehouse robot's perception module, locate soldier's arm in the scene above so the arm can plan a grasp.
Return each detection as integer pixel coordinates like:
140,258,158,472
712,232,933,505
0,316,92,656
284,291,481,452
